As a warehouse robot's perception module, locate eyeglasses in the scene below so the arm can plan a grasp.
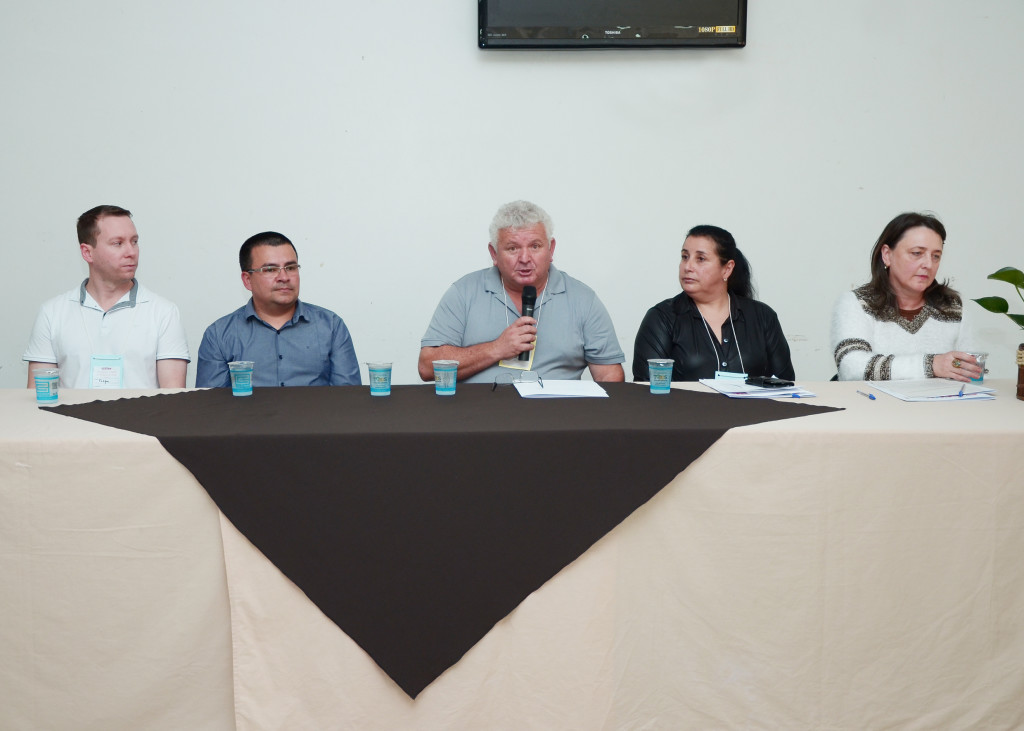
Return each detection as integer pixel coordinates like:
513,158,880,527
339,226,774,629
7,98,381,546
246,264,301,276
492,371,543,391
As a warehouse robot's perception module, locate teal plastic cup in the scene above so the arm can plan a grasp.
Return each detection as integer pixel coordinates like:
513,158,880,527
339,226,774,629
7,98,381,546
228,361,254,396
647,359,673,394
367,362,393,396
966,352,988,383
432,360,458,396
34,368,60,403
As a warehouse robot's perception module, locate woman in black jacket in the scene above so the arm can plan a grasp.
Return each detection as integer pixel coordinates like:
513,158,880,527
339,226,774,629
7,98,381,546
633,225,795,382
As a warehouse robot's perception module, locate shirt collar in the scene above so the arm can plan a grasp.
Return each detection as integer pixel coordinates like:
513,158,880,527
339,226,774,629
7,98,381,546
78,278,139,312
244,297,307,325
679,291,746,322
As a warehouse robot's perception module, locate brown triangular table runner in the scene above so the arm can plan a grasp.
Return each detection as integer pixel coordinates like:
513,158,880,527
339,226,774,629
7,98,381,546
47,383,839,697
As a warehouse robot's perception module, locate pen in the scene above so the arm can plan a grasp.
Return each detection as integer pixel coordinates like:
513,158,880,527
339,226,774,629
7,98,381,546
856,390,876,400
957,383,965,397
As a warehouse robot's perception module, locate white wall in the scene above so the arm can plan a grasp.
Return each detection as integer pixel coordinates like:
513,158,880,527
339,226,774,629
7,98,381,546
2,1,1022,387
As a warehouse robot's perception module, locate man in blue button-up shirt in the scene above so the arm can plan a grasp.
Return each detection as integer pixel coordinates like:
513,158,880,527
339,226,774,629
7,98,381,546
196,231,360,388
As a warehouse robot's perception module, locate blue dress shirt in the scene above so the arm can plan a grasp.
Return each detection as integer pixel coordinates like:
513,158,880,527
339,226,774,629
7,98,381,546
196,299,360,388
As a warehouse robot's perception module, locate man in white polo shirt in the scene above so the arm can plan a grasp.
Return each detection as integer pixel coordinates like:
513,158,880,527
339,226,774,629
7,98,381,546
24,205,190,389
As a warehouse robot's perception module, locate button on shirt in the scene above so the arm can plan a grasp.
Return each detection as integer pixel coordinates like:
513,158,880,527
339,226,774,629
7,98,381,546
196,299,360,388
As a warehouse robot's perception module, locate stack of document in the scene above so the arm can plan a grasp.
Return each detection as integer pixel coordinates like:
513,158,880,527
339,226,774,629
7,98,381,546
698,379,816,399
868,380,995,402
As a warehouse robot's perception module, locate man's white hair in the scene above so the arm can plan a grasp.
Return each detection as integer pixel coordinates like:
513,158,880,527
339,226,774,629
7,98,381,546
489,200,554,245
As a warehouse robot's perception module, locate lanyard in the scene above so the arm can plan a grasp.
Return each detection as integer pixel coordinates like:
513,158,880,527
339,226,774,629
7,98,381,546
502,280,547,328
78,282,140,354
698,295,746,374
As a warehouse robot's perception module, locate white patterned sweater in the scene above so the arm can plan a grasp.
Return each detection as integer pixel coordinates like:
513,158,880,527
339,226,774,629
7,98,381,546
830,285,979,381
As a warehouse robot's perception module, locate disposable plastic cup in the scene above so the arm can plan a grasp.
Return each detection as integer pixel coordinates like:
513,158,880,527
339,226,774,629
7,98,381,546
432,360,459,396
367,362,393,396
228,361,255,396
647,359,673,394
34,368,60,403
967,352,988,383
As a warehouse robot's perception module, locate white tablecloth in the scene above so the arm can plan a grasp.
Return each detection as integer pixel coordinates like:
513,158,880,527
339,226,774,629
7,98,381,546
0,388,234,731
3,382,1023,729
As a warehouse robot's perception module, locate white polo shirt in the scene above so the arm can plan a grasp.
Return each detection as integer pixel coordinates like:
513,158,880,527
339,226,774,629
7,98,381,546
24,279,190,389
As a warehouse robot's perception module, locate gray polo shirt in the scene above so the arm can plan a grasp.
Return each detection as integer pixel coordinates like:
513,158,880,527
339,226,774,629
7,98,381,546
421,265,624,383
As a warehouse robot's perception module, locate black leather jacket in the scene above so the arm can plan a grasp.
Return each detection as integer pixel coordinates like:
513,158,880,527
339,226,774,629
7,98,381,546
633,292,795,382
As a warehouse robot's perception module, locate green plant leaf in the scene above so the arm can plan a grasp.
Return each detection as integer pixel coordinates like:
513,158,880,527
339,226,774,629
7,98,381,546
987,267,1024,287
1009,313,1024,329
973,296,1009,313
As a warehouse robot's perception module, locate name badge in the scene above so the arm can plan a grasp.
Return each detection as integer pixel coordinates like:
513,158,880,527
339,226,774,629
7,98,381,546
91,354,125,388
714,370,748,381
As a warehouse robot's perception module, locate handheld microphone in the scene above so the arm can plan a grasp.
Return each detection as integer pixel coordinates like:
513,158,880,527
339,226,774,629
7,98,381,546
518,286,537,361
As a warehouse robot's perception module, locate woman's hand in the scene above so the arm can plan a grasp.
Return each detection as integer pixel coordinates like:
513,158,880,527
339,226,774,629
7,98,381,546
933,351,982,382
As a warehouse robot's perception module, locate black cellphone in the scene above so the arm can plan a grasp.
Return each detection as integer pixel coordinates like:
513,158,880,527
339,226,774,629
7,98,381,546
745,376,795,388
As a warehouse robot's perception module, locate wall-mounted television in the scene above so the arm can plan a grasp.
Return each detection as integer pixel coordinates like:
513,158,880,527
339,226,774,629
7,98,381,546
479,0,746,49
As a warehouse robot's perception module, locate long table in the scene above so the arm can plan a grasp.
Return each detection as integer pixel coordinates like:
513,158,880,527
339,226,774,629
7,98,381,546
3,381,1023,729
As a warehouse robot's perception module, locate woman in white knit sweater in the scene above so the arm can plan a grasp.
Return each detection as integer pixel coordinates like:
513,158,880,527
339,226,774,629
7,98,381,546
831,212,982,381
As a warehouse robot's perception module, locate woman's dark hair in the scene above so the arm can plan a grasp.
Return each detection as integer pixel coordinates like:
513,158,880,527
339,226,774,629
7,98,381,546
861,212,959,316
686,224,754,299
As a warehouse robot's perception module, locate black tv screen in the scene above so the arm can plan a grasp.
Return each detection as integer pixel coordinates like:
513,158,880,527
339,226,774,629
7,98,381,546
479,0,747,49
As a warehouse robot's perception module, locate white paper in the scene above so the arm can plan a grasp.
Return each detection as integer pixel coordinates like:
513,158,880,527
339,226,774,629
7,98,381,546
514,380,609,398
868,379,995,402
698,378,817,399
